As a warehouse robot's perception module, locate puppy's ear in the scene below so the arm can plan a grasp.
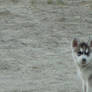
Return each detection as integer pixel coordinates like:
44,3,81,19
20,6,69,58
72,38,78,48
90,40,92,47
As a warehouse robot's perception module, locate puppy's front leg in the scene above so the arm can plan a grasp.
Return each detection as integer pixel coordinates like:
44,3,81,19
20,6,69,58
82,80,87,92
83,85,86,92
88,80,92,92
88,74,92,92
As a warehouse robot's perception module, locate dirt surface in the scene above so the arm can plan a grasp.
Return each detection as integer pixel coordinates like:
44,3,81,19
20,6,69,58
0,0,92,92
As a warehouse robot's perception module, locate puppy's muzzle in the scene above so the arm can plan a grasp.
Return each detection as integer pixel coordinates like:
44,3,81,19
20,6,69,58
82,58,86,65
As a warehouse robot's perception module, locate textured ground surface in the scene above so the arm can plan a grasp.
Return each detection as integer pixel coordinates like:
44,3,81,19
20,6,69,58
0,0,92,92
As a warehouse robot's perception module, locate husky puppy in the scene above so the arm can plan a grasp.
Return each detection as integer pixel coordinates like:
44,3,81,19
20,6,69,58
72,38,92,92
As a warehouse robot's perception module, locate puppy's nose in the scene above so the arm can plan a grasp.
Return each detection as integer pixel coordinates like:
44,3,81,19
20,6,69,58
82,59,86,64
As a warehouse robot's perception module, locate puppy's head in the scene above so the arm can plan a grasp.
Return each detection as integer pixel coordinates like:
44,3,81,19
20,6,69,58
72,38,92,68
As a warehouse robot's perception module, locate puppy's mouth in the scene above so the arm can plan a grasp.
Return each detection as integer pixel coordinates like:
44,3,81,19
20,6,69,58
81,63,89,67
78,63,89,68
82,64,87,67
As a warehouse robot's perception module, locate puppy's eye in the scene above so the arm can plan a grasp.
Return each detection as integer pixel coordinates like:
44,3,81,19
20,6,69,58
85,52,89,56
77,51,83,56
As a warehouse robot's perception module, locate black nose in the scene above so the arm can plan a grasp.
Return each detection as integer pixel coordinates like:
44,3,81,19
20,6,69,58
82,59,86,64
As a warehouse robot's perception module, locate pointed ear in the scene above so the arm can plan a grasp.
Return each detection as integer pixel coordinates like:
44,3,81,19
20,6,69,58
72,38,78,48
90,40,92,47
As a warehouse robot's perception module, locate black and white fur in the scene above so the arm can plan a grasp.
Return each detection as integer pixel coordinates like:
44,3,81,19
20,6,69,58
72,38,92,92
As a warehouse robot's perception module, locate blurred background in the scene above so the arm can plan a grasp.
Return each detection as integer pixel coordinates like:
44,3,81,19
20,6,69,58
0,0,91,92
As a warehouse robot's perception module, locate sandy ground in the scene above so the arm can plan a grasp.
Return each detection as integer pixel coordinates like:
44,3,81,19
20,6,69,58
0,0,92,92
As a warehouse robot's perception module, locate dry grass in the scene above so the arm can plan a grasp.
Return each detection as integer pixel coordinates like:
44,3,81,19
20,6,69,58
47,0,65,6
10,0,18,3
47,0,53,4
56,0,65,5
30,0,37,8
31,0,35,5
